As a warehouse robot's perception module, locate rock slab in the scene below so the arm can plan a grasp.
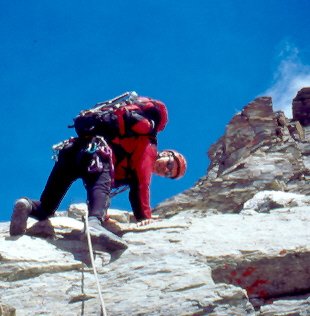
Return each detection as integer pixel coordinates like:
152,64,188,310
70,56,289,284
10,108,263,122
1,196,310,315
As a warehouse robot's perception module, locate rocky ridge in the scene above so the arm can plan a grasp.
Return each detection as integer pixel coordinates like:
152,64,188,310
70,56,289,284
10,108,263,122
0,88,310,315
155,88,310,217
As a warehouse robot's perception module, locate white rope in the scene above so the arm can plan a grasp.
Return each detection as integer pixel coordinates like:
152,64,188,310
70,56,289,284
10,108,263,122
83,213,108,316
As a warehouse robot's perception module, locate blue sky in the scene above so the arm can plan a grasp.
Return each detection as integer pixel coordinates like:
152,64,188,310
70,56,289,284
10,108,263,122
1,0,310,222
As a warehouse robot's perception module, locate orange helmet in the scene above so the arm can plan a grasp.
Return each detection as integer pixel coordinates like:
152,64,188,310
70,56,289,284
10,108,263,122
160,150,187,179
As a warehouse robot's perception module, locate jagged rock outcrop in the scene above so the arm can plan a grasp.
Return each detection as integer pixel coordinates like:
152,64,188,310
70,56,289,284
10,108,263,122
293,87,310,126
1,88,310,315
155,89,310,218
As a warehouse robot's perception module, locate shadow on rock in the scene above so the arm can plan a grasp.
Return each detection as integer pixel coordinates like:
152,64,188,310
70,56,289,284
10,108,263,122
23,220,127,265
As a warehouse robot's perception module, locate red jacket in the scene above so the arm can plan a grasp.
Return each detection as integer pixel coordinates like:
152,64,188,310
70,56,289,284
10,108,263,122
110,97,168,221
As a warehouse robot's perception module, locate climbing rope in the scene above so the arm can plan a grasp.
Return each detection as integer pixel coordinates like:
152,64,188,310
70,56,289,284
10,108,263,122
83,212,108,316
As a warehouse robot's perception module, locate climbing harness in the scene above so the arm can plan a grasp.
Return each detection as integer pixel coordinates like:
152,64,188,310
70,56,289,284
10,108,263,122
83,211,108,316
85,137,115,185
51,136,129,198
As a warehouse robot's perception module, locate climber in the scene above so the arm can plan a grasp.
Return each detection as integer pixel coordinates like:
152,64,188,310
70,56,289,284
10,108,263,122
10,93,187,250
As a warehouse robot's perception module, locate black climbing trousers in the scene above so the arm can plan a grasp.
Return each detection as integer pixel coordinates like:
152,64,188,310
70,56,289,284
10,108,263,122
30,138,112,221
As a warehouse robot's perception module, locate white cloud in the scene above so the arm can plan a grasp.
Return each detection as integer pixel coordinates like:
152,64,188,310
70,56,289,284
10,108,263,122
262,45,310,118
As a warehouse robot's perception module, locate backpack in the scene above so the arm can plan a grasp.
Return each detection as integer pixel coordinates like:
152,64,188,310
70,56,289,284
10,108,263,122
70,91,168,139
71,91,137,138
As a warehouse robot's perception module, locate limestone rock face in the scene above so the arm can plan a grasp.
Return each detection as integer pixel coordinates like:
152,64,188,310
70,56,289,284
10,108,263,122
1,200,310,316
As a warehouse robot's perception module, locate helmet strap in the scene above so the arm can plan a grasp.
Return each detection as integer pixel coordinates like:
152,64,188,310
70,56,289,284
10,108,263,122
166,150,180,179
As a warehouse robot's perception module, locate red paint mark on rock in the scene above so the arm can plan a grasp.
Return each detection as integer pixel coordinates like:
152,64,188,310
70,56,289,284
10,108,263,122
258,290,269,299
246,279,269,297
242,266,256,277
236,278,242,285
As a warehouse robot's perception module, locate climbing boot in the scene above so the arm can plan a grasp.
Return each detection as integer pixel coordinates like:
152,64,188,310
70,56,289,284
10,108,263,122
10,198,33,236
87,216,128,251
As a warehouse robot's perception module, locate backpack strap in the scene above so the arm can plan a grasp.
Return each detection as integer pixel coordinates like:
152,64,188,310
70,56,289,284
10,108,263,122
114,108,126,136
134,97,168,132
